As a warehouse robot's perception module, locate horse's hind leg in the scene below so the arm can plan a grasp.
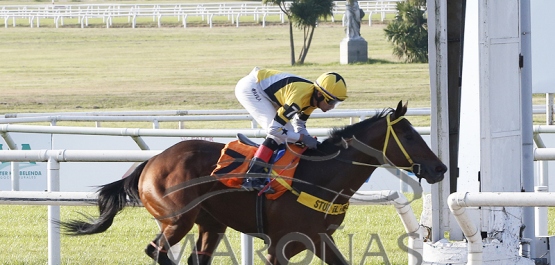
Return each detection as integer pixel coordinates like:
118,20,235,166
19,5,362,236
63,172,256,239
187,209,228,265
146,233,175,265
145,210,200,265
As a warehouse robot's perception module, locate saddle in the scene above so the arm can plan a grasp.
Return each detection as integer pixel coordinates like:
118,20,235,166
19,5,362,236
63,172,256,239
237,133,259,147
211,134,305,200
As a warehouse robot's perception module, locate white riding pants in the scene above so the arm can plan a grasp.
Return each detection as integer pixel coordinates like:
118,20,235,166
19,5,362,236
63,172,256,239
235,67,297,145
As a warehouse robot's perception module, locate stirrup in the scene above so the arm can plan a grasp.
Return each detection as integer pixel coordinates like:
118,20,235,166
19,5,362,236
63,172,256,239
241,176,266,191
242,177,274,193
253,177,274,194
241,179,253,191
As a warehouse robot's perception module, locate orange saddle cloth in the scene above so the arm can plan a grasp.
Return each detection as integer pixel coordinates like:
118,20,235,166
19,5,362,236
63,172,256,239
211,140,305,200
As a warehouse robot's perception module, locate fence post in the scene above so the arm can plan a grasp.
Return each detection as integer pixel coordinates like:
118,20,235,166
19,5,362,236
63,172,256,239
11,162,19,191
47,157,61,265
241,233,254,265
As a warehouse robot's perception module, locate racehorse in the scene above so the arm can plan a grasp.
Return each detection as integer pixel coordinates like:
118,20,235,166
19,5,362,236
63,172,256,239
60,101,446,265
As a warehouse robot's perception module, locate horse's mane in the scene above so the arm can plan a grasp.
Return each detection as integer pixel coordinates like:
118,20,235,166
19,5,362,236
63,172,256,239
324,108,394,145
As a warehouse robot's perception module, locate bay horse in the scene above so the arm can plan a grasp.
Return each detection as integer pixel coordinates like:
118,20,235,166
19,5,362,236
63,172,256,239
60,101,446,265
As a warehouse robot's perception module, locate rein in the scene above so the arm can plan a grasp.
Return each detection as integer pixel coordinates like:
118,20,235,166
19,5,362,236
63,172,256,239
261,114,421,216
341,114,421,175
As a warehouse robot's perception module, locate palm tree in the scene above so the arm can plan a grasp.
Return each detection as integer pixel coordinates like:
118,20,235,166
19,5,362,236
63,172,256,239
289,0,334,64
384,0,428,63
263,0,295,65
264,0,334,65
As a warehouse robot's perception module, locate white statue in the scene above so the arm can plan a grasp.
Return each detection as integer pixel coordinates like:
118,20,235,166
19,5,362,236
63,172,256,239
345,0,365,39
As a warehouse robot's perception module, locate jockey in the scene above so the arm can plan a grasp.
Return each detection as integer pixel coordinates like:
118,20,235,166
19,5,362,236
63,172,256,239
234,67,348,192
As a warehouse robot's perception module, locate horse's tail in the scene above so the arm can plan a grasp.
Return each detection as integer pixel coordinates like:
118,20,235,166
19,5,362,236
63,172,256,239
59,161,148,236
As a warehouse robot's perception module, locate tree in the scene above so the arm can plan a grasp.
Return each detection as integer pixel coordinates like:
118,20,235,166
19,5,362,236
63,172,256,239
263,0,334,65
383,0,428,63
263,0,295,65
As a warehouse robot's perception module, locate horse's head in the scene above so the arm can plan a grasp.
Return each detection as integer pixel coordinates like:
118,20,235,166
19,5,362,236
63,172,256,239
324,101,446,184
379,101,447,184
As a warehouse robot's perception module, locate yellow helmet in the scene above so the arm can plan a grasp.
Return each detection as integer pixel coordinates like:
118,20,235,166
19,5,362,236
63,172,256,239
314,72,348,104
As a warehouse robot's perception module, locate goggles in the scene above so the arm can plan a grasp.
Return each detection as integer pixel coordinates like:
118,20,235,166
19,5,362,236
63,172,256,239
325,97,342,107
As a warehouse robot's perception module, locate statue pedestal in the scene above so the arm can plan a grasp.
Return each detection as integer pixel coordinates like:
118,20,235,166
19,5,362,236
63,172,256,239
340,37,368,64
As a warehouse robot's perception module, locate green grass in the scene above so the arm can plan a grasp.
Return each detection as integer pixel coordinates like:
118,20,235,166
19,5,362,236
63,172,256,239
0,200,425,265
0,23,434,129
3,201,554,264
3,204,555,264
0,6,544,127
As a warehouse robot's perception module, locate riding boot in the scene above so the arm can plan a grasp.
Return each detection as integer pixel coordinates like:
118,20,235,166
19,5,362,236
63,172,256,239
242,138,279,193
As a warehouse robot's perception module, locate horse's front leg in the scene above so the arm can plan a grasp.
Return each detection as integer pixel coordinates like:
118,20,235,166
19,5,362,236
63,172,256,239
187,209,228,265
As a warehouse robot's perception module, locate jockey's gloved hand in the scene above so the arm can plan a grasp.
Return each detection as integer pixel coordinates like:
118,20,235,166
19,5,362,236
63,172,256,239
301,135,319,149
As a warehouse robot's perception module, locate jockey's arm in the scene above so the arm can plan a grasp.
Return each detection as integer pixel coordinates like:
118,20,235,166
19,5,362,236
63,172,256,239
291,113,309,136
267,119,301,144
270,99,314,144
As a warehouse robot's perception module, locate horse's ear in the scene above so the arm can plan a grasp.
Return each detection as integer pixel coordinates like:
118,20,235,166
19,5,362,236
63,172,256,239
393,100,407,118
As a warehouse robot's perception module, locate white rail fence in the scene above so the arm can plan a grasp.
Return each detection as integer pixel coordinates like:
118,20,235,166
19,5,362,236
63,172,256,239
0,107,436,192
1,106,555,264
0,1,401,28
2,146,555,264
0,105,546,129
448,192,555,265
0,107,429,264
0,148,422,265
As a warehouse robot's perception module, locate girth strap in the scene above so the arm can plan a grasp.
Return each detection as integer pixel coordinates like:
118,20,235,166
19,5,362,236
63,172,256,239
255,193,265,234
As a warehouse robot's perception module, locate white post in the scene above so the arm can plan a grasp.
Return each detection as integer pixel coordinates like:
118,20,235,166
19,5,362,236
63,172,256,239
1,133,20,191
11,162,19,191
534,186,548,237
547,94,553,125
47,157,61,265
241,234,254,265
427,0,455,242
521,0,536,257
535,134,549,237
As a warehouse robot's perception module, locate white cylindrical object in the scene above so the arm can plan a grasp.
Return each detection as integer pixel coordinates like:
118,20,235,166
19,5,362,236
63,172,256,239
535,186,548,237
241,233,254,265
0,191,98,206
449,191,555,265
47,158,60,265
11,162,19,191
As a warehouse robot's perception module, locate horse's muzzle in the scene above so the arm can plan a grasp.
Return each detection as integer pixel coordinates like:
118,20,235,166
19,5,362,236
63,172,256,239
419,163,447,184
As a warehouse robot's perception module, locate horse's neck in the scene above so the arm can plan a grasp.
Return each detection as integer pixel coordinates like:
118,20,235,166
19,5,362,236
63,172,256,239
334,132,385,192
335,148,380,193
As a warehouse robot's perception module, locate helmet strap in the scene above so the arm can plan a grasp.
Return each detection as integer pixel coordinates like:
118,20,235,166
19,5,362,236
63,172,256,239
312,90,325,107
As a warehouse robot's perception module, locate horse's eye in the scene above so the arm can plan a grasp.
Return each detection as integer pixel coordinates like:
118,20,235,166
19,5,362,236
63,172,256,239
404,133,414,141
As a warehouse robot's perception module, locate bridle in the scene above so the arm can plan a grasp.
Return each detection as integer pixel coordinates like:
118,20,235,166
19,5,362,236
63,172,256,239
343,114,421,176
383,114,421,175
